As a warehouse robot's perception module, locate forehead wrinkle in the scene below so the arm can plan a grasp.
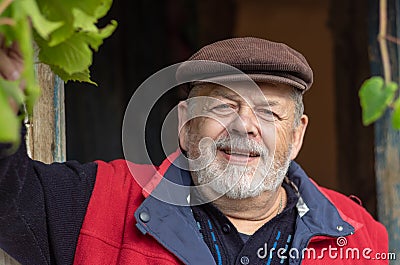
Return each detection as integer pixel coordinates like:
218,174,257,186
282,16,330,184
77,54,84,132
204,85,285,109
256,99,280,108
209,88,242,101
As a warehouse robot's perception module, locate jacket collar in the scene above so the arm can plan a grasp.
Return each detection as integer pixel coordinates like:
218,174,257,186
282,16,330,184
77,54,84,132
135,152,215,264
286,161,360,251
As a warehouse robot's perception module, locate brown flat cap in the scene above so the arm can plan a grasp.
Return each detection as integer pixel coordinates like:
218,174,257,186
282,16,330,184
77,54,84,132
176,37,313,92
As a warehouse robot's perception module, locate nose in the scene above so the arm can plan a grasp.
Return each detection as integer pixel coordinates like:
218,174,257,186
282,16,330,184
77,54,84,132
228,105,260,138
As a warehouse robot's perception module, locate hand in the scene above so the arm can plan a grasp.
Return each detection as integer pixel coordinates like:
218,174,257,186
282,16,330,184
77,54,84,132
0,34,24,113
0,35,23,80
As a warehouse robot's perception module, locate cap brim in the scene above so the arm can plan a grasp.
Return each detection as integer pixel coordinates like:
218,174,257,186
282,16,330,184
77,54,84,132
192,73,307,91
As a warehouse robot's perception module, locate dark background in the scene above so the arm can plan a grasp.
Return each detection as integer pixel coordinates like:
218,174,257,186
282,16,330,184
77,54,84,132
65,0,376,216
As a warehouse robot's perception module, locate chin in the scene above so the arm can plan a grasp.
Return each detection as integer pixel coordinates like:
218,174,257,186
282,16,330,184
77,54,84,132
220,188,266,200
203,172,279,200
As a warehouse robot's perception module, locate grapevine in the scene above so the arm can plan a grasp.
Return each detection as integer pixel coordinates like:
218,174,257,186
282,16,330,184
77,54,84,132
359,0,400,130
0,0,117,143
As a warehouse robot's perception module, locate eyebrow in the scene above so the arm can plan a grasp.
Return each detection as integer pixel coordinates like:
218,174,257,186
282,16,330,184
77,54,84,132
210,90,281,107
210,90,242,101
258,100,280,107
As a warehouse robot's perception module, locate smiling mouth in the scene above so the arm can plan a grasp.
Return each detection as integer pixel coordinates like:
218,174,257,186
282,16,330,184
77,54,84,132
218,147,260,158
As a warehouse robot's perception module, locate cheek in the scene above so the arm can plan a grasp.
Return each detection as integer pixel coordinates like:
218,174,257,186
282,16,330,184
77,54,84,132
275,125,293,153
260,124,276,152
190,117,227,140
260,122,293,154
187,118,227,158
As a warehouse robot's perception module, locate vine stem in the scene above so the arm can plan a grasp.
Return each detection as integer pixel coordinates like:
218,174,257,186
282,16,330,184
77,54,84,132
378,0,392,84
0,17,15,26
385,35,400,45
0,0,13,16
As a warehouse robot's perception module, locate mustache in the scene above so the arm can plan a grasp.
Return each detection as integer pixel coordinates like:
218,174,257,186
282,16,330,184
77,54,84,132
214,135,268,157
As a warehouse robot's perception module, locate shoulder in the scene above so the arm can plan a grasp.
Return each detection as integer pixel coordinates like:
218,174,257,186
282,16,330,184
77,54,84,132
317,185,388,251
318,186,380,227
93,159,157,200
289,162,388,257
95,159,157,187
290,161,384,232
79,160,157,243
92,159,142,202
89,159,158,218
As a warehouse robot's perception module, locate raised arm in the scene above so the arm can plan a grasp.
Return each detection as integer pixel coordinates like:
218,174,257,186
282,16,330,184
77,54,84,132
0,37,98,265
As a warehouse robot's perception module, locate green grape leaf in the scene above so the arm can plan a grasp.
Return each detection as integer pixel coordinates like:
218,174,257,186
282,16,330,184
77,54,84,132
36,0,113,46
0,87,19,143
37,20,117,76
93,0,113,19
0,25,15,47
0,7,16,45
84,20,117,51
392,97,400,129
0,79,25,105
73,8,98,32
51,65,97,85
47,24,74,48
13,15,40,115
0,0,116,144
49,0,111,18
17,0,63,39
37,33,92,74
359,76,398,125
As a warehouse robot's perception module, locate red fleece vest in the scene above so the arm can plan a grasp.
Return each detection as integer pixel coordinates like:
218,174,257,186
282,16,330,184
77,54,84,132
73,158,388,265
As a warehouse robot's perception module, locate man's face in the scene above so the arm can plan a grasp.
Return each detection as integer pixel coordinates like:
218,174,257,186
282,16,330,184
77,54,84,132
179,81,306,199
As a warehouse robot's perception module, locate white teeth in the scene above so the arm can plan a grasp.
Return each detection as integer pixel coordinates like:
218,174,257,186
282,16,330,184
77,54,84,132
222,148,259,157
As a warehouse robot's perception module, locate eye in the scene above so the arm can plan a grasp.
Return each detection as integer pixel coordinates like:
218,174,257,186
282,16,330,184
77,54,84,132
256,107,278,121
209,103,236,115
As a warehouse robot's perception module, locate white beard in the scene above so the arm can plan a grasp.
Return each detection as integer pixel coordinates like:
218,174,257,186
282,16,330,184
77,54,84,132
188,134,292,199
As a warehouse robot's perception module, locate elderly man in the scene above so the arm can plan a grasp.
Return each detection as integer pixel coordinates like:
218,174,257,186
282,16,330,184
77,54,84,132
0,37,388,265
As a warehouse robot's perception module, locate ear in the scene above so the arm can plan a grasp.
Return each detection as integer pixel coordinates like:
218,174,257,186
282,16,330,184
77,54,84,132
178,101,189,151
289,114,308,160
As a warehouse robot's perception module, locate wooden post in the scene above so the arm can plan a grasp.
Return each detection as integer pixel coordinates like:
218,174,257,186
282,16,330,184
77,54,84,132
0,64,65,264
26,63,66,163
369,0,400,258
